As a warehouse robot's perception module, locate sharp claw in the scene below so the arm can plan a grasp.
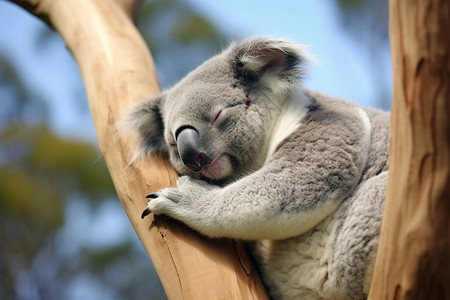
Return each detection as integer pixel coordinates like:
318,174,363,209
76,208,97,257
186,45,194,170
146,193,158,199
141,207,151,219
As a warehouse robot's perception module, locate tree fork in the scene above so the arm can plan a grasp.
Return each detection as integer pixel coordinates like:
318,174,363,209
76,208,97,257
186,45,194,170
369,0,450,299
9,0,269,298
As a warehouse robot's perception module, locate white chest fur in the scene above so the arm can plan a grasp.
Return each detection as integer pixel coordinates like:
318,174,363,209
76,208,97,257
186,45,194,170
265,89,311,161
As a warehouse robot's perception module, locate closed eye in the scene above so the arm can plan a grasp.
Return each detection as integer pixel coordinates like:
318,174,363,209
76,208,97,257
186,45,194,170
229,98,251,109
227,102,242,108
211,109,223,125
211,100,248,126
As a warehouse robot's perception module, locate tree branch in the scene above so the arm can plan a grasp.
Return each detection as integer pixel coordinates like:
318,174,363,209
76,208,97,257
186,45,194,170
8,0,269,298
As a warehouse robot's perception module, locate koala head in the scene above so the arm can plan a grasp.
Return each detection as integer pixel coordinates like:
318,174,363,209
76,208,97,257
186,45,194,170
128,38,310,183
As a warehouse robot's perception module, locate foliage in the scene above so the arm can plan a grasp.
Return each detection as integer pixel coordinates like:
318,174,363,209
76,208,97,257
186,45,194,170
336,0,391,109
0,54,47,128
0,121,113,297
337,0,389,45
138,0,227,88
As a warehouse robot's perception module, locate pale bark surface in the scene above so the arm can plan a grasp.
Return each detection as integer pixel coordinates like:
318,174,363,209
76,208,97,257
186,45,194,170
9,0,269,298
369,0,450,299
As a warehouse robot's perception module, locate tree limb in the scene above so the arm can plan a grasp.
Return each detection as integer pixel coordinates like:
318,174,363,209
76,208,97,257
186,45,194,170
8,0,269,298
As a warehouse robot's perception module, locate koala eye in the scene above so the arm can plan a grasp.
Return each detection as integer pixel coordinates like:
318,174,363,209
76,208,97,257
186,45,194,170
211,109,223,125
227,102,241,108
211,101,247,126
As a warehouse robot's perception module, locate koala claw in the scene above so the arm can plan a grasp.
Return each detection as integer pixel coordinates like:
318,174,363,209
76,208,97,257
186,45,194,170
141,207,151,219
142,192,160,218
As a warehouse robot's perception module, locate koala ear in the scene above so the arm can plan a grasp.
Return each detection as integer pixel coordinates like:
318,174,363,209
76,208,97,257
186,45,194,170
126,93,168,157
231,38,312,94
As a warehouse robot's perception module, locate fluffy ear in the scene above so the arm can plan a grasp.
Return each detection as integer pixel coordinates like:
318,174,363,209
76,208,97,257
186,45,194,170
126,93,168,157
231,38,312,94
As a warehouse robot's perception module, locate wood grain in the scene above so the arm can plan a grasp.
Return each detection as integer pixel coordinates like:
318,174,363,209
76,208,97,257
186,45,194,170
369,0,450,299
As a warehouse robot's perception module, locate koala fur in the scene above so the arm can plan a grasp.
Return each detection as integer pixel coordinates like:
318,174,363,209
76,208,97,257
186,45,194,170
127,38,390,300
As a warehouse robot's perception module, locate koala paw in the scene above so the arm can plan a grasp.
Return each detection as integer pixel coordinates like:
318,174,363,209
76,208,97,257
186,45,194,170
141,176,219,223
140,188,182,219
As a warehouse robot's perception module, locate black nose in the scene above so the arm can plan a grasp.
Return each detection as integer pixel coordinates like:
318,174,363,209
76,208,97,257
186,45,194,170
176,126,210,172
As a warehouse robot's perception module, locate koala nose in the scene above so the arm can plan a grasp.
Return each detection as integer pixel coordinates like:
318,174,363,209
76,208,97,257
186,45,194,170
176,127,211,172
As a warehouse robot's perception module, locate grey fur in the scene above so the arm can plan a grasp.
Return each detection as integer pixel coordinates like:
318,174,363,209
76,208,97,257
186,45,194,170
127,38,390,299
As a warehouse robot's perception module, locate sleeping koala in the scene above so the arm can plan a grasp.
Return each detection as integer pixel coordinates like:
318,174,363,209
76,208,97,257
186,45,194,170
128,38,390,300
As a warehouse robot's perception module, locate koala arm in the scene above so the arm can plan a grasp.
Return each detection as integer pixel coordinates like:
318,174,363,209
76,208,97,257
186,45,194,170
146,150,362,240
145,107,372,240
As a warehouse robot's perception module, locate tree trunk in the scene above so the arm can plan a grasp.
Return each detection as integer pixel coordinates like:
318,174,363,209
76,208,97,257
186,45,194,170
9,0,269,299
369,0,450,299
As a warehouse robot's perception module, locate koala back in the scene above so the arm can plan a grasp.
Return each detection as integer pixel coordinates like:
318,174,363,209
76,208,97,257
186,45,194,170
249,90,389,299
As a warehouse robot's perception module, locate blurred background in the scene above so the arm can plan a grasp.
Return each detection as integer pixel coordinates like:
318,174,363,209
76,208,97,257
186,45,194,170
0,0,391,299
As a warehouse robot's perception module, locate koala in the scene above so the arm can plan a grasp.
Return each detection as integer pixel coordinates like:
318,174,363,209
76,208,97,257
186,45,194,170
127,38,390,300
